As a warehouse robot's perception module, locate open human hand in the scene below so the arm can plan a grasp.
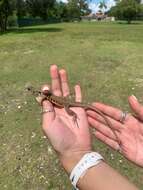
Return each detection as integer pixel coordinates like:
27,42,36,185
41,65,92,173
87,95,143,167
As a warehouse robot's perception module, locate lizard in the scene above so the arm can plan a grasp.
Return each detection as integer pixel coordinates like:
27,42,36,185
27,86,120,143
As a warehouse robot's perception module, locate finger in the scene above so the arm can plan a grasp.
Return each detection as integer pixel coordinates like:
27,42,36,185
41,84,50,95
41,86,55,130
42,100,55,131
36,85,50,105
94,131,120,151
88,116,118,141
50,65,62,96
75,85,82,102
93,102,124,121
74,85,89,130
87,110,123,132
128,95,143,120
59,69,70,97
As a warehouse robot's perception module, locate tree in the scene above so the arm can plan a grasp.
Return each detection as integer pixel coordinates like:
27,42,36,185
109,0,142,24
26,0,55,21
48,1,69,21
67,0,91,20
79,0,91,16
58,2,68,20
16,0,27,19
114,0,141,4
0,0,16,32
99,1,107,13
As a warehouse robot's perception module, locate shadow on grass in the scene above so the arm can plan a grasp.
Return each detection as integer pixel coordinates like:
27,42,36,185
1,27,63,35
117,21,143,25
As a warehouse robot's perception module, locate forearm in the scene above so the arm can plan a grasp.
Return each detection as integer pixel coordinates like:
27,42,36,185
77,162,138,190
60,152,138,190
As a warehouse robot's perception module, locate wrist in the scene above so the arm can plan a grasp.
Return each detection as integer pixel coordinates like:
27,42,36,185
59,150,92,174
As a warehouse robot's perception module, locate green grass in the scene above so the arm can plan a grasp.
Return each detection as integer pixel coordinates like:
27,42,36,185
0,22,143,189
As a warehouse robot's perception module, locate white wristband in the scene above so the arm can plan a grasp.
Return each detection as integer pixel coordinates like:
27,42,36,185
70,152,104,190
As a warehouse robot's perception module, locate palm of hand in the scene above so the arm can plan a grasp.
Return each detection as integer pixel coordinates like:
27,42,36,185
44,107,91,156
120,118,143,166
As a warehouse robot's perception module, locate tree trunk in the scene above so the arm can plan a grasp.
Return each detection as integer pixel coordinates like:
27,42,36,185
4,16,8,31
0,15,7,32
0,15,3,32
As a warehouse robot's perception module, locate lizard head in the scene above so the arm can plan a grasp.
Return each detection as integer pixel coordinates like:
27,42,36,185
25,85,41,96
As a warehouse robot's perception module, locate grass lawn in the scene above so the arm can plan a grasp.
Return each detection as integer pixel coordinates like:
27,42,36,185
0,21,143,189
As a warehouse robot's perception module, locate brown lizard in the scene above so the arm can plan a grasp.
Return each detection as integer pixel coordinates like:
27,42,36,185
27,86,119,143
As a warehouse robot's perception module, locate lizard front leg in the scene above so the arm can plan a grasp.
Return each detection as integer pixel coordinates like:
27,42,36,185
64,105,79,128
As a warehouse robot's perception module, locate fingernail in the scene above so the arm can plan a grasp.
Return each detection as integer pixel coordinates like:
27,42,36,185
43,87,49,90
131,95,137,101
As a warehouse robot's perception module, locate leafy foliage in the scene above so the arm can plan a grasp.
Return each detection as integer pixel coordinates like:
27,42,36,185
0,0,91,32
99,0,107,13
16,0,27,18
25,0,55,21
67,0,91,20
109,0,142,24
47,1,69,21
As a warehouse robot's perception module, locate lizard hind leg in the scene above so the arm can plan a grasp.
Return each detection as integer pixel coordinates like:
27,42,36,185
64,105,79,128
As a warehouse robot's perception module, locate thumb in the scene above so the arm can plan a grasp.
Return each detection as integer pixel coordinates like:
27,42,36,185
128,95,143,120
